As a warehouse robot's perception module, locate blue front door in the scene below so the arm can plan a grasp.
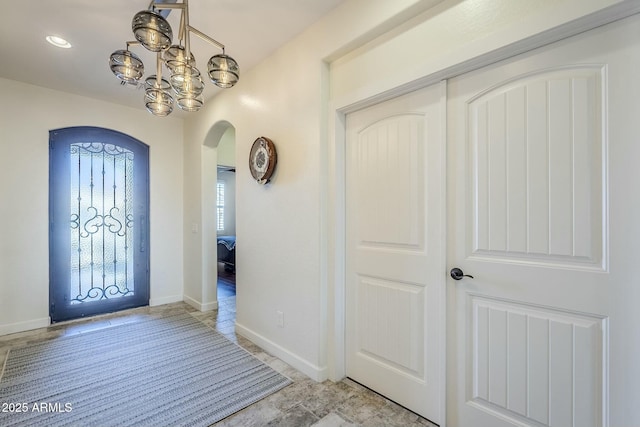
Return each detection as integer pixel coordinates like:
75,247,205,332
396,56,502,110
49,127,149,322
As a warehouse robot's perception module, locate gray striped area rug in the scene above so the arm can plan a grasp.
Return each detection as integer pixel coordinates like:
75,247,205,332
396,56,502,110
0,313,291,426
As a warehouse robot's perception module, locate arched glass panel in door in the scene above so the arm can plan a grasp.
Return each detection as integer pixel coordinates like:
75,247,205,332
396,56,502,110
49,127,149,322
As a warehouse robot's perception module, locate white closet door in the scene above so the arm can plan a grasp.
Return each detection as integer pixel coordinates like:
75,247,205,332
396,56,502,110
346,83,445,424
447,14,640,427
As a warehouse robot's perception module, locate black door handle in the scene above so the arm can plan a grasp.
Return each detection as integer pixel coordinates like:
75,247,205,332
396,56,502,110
450,268,473,280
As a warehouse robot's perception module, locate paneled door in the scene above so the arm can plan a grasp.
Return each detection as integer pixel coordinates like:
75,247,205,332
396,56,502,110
49,127,150,322
447,15,640,427
346,83,445,424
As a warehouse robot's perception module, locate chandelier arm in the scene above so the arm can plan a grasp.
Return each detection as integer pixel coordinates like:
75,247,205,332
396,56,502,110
143,1,226,52
148,2,185,11
156,52,163,86
183,0,191,60
178,6,186,43
187,25,225,51
126,40,142,50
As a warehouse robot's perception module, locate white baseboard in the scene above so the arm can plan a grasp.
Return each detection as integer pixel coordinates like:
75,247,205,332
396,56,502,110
0,317,50,337
183,295,218,312
235,322,328,382
149,294,183,307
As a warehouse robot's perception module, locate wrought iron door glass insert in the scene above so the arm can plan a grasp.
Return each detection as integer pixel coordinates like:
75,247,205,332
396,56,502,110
70,142,134,303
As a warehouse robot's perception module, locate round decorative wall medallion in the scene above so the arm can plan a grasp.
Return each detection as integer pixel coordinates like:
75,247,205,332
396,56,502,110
249,136,277,184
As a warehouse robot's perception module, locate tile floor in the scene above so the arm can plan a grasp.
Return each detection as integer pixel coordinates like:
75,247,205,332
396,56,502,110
0,299,438,427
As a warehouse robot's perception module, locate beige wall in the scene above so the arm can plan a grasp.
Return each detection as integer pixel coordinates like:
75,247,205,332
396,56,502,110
0,77,184,335
217,127,236,167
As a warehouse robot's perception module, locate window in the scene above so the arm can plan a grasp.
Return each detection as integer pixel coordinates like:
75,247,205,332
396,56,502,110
217,181,225,231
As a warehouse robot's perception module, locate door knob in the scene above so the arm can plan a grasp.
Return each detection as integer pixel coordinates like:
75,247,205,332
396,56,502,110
450,267,473,280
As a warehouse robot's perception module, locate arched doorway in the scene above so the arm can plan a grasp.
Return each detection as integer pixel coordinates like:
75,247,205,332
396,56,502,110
203,121,236,309
215,128,236,299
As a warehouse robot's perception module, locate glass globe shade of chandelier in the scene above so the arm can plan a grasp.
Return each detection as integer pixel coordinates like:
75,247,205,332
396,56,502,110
144,75,173,116
164,45,196,72
170,64,206,111
109,50,144,85
176,93,204,112
207,54,239,89
132,10,172,52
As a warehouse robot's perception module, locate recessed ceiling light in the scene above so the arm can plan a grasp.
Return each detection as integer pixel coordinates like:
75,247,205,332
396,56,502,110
46,35,72,49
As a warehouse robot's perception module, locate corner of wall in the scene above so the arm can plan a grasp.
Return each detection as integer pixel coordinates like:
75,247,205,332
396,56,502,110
183,295,218,312
235,321,328,382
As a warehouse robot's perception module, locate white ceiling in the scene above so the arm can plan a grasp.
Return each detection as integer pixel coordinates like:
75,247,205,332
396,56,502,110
0,0,345,117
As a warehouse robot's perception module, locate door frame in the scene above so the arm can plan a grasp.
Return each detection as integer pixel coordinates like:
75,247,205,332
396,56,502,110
324,4,640,424
49,126,150,322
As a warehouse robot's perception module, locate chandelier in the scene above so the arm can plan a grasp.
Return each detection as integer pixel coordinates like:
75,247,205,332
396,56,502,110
109,0,239,117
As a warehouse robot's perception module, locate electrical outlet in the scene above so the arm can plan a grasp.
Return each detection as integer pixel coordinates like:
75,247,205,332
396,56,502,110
276,310,284,328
